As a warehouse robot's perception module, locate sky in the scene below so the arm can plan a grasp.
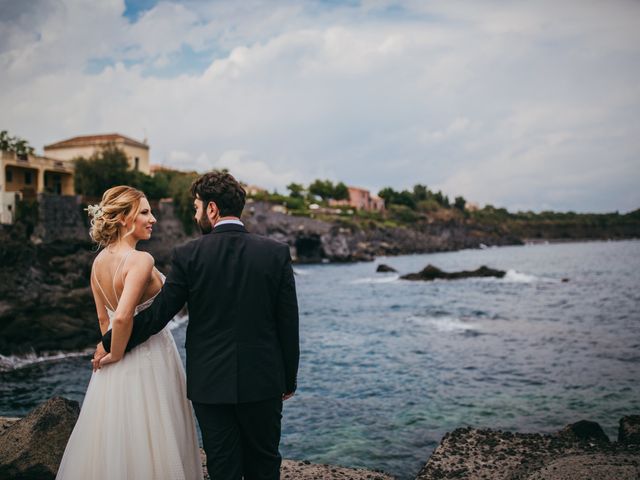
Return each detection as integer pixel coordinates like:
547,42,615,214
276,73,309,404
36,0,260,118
1,0,639,213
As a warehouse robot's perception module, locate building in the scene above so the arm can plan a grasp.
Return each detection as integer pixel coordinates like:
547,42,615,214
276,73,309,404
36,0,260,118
244,184,268,197
44,133,150,175
329,186,385,212
0,150,75,224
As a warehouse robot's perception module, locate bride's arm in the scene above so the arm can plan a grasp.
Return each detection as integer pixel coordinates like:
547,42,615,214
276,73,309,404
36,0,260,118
90,264,111,336
105,252,154,363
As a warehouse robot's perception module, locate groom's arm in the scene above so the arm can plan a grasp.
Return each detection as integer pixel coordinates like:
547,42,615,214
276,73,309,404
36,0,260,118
275,246,300,395
101,245,189,353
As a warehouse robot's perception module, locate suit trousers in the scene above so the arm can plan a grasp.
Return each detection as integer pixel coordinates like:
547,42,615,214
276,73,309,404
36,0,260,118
193,397,283,480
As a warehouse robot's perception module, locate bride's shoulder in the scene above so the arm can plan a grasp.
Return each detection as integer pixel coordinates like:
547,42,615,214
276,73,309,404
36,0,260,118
129,250,155,269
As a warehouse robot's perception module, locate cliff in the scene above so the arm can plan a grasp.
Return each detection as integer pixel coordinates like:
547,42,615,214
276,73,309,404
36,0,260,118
0,197,521,356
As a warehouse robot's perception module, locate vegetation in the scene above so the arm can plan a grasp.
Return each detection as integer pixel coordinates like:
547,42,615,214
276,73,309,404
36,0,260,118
308,179,349,201
0,130,35,158
378,184,460,213
5,130,636,239
73,144,201,232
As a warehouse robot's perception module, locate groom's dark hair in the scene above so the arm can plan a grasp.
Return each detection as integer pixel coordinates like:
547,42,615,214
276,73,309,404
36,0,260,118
190,170,246,217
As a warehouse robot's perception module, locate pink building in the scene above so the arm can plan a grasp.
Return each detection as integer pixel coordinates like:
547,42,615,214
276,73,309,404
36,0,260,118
330,186,385,212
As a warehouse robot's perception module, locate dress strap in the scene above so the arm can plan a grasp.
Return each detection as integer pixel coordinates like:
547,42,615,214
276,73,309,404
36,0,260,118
93,266,117,312
113,250,134,307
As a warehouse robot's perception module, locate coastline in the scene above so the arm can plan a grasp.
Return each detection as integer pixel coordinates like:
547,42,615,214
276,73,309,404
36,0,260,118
522,236,640,245
1,400,638,479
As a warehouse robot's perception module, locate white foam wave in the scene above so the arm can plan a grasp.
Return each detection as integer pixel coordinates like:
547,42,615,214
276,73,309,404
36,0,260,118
0,316,189,372
0,349,92,372
406,315,476,332
503,269,539,283
351,275,400,284
502,269,560,283
293,268,311,276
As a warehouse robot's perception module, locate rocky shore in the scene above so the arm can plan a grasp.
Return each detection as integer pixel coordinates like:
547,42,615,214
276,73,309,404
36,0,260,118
417,417,640,479
0,198,521,357
243,201,522,263
0,397,393,480
1,397,638,479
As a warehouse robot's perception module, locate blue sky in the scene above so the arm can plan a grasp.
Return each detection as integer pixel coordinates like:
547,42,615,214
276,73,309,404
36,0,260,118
1,0,639,213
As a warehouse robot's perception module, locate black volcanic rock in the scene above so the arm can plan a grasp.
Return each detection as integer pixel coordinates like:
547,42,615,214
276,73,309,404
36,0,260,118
416,418,640,480
401,264,506,281
376,264,397,273
0,397,79,480
619,415,640,444
558,419,609,444
0,398,393,480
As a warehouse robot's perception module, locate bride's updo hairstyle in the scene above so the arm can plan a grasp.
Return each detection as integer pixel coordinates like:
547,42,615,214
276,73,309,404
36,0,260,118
87,185,146,248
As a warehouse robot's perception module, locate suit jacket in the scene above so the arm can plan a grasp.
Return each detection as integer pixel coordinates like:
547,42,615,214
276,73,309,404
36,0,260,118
101,223,299,404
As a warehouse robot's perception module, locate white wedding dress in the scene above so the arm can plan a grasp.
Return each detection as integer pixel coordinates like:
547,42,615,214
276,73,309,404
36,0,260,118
56,270,203,480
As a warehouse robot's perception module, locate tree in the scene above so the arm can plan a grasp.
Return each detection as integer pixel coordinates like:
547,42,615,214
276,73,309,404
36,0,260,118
286,182,305,199
432,190,450,208
378,186,416,209
413,184,429,202
333,182,349,201
74,144,131,196
0,130,35,157
129,169,169,200
0,131,11,151
454,196,466,211
378,187,398,206
309,179,335,201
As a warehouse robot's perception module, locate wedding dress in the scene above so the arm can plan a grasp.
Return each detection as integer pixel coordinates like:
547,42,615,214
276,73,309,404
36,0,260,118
56,266,203,480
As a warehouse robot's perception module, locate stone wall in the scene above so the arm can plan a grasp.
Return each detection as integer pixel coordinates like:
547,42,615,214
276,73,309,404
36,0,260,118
31,194,88,244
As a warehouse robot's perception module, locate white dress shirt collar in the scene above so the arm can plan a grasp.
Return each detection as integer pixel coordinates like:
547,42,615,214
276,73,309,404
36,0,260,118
214,219,244,228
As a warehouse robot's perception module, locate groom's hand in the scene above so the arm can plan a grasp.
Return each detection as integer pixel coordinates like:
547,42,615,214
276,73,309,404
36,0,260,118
92,342,107,371
282,392,295,401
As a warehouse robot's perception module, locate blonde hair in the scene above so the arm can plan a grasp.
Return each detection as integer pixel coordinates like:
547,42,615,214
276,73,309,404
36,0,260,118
88,186,146,248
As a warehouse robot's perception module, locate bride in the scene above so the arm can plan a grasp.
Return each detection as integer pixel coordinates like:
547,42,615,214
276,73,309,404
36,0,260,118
56,186,203,480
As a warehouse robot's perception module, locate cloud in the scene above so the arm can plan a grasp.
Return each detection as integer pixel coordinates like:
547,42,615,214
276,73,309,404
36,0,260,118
1,0,639,212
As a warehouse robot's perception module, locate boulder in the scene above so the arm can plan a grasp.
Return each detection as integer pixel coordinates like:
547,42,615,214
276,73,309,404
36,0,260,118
0,397,79,480
281,459,394,479
401,264,506,281
203,455,395,480
376,264,397,273
558,419,609,443
619,415,640,444
416,419,640,480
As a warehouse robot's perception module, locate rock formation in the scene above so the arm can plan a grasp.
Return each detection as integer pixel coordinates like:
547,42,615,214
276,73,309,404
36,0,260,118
0,397,79,480
0,199,519,355
0,398,394,480
376,264,398,273
619,415,640,444
416,419,640,480
401,264,506,281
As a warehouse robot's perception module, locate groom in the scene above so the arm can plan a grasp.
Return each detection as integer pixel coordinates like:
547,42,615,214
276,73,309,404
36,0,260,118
95,171,299,480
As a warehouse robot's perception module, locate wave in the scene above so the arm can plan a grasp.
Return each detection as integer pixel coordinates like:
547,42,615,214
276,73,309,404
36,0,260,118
0,315,189,372
351,275,400,284
502,269,559,283
293,268,311,276
503,269,539,283
406,314,477,332
0,349,93,373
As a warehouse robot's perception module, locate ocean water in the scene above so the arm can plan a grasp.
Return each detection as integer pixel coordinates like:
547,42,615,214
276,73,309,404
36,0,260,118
1,240,639,478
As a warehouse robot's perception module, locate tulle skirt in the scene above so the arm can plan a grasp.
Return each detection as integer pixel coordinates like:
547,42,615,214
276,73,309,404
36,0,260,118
56,327,203,480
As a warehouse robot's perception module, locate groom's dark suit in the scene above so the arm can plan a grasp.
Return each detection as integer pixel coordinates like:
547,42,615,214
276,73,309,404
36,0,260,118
101,222,299,479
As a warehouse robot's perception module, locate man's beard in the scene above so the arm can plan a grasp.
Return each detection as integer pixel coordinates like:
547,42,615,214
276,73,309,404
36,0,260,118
197,214,213,234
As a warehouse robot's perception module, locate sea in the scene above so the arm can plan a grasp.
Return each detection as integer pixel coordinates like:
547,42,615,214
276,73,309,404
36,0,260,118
1,240,639,479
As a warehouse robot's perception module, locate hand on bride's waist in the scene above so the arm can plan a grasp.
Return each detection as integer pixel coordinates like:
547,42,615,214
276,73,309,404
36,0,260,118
92,341,120,371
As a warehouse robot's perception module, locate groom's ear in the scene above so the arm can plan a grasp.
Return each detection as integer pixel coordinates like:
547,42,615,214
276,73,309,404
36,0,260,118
206,201,219,221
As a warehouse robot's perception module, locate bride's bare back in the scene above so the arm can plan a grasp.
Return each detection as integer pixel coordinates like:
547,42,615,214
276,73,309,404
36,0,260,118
92,249,163,315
